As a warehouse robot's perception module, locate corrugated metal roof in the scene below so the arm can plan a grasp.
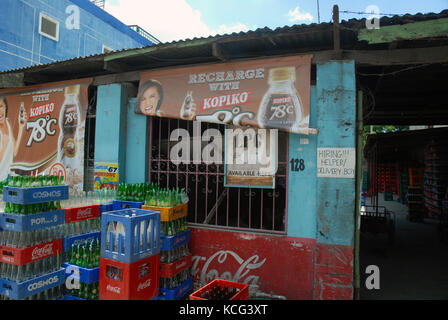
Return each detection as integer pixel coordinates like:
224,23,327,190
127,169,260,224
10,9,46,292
1,9,447,77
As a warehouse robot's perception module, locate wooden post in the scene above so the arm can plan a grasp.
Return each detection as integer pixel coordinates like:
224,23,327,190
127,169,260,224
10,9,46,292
333,4,341,51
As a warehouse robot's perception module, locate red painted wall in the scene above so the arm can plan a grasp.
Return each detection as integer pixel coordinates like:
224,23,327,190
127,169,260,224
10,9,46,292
314,243,354,300
190,227,316,300
189,227,354,300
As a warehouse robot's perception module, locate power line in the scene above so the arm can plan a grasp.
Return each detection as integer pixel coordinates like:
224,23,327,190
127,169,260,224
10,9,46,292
340,10,403,17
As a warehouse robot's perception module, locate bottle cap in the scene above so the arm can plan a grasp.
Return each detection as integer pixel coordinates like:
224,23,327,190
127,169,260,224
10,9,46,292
269,67,295,82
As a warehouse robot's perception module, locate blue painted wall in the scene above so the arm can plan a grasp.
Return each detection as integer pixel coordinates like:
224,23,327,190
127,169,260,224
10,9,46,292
0,0,153,71
95,84,128,183
126,98,148,184
287,61,356,247
287,85,318,239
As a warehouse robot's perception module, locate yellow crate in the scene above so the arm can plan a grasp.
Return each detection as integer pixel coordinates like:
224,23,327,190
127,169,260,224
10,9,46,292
141,203,188,222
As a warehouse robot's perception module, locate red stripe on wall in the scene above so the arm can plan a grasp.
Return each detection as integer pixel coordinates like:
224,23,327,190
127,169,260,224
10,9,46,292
314,243,354,300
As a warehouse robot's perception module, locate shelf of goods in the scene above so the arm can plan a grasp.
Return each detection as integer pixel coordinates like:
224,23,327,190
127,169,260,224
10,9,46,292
423,141,448,219
0,180,68,300
407,186,424,222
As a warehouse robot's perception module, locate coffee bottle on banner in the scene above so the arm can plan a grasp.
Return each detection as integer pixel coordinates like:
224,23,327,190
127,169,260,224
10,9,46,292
58,85,81,169
258,67,303,130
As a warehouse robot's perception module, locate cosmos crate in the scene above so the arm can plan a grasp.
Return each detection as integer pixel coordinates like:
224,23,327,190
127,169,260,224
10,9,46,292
0,268,65,300
3,186,68,204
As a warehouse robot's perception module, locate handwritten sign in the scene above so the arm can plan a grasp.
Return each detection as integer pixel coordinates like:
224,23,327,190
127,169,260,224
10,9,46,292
317,148,356,178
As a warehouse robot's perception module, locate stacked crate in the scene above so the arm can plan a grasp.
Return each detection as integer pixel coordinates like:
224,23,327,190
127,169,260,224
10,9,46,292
142,202,192,300
377,162,399,195
99,208,161,300
0,183,68,300
63,203,102,300
423,140,448,219
398,170,409,204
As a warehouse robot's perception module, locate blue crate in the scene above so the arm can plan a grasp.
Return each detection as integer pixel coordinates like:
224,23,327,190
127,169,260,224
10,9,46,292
63,294,86,300
3,186,69,204
63,294,98,300
112,200,144,211
100,203,114,213
64,263,99,284
100,208,161,263
0,268,65,300
157,277,193,300
0,210,65,231
63,231,101,252
160,229,190,251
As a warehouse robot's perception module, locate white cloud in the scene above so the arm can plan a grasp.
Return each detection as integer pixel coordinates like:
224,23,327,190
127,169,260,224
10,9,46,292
287,6,313,23
104,0,252,43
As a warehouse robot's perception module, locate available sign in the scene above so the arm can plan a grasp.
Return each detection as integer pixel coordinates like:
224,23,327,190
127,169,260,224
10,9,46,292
317,148,356,178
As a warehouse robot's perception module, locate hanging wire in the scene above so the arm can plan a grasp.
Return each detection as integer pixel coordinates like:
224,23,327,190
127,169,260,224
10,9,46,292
340,10,403,16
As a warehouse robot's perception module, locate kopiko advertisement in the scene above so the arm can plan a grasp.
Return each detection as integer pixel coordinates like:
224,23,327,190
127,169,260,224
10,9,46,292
136,55,312,134
0,78,92,193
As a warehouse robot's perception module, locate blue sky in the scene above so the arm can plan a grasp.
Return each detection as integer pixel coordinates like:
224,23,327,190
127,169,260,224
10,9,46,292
105,0,448,43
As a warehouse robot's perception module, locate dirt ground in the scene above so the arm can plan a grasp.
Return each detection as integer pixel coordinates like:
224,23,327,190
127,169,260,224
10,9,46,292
359,194,448,300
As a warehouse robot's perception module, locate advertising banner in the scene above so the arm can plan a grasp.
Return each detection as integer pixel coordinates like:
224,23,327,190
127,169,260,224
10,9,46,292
136,55,312,134
0,78,92,193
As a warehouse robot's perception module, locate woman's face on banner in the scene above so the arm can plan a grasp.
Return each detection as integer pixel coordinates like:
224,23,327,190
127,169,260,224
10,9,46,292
139,86,160,115
0,99,6,125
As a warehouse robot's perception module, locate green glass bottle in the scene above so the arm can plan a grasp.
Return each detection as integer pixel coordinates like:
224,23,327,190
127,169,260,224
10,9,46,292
95,239,100,267
75,244,82,266
78,282,85,299
5,202,11,213
82,245,89,268
88,244,94,269
70,244,76,265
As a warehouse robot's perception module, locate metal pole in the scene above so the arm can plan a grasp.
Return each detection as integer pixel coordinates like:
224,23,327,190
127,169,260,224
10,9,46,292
354,90,363,300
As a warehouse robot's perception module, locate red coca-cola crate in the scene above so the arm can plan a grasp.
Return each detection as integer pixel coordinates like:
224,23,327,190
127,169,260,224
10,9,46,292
99,254,160,300
160,254,192,278
0,239,63,265
65,204,101,223
189,279,249,300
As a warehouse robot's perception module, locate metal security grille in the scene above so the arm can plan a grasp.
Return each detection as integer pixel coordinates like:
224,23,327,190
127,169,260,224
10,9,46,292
148,117,288,234
83,87,97,192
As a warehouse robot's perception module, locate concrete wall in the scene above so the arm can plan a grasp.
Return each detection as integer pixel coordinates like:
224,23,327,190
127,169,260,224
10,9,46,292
94,60,357,299
0,0,152,71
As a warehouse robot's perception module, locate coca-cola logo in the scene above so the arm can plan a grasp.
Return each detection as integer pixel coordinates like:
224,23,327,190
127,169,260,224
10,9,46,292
32,243,54,260
175,260,187,270
107,285,121,294
76,208,92,219
192,250,266,286
137,279,151,292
